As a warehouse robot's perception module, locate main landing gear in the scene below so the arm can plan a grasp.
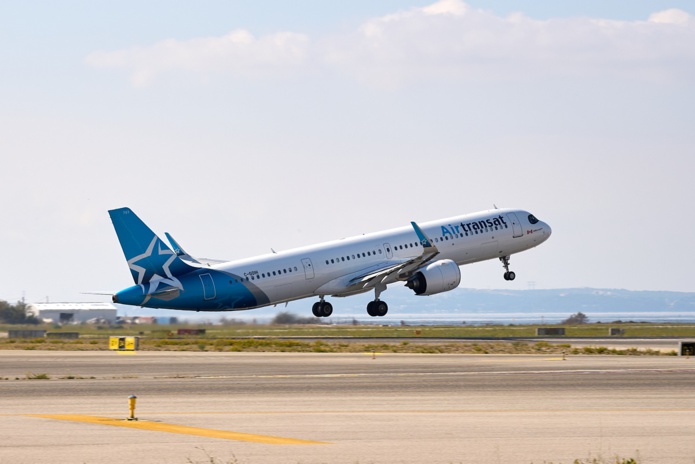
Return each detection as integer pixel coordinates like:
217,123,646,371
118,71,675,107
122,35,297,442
500,255,516,281
312,285,390,318
367,284,388,317
312,298,333,317
367,300,388,317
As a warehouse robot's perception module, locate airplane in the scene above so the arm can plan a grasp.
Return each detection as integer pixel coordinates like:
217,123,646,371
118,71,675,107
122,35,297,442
109,207,551,317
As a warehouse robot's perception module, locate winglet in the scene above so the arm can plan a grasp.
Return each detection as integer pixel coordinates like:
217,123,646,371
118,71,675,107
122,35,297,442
411,221,438,253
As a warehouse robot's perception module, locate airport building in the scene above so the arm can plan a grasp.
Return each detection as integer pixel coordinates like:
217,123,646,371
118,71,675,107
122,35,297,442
26,302,118,324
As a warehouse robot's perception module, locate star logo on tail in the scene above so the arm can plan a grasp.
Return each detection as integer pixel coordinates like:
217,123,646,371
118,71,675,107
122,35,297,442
127,237,183,297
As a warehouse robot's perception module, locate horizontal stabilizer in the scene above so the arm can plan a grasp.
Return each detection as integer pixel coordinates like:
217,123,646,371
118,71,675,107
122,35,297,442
165,232,201,264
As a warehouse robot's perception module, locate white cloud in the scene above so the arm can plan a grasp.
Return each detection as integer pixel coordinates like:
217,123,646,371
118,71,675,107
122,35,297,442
86,30,309,87
649,8,691,25
323,1,695,88
86,1,695,88
422,0,467,16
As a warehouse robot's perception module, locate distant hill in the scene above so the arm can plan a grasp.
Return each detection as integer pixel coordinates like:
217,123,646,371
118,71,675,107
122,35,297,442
427,287,695,313
372,287,695,323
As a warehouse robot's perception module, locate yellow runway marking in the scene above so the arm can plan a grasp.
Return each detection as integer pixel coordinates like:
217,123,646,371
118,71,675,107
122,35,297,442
27,414,328,445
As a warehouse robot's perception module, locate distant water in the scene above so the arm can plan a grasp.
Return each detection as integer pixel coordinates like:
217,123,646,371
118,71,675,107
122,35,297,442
330,311,695,326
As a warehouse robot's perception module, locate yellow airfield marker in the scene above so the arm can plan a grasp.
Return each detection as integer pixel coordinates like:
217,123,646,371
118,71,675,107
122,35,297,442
127,395,137,421
27,414,329,445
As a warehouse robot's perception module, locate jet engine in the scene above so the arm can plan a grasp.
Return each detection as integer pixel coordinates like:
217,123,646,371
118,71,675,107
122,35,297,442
405,259,461,296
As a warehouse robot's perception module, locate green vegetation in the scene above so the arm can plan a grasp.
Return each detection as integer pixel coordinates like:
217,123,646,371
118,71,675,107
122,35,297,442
0,321,692,354
561,311,589,324
4,320,694,340
0,299,39,324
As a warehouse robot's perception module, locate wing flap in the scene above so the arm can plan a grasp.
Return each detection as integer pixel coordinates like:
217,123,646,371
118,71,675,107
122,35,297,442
348,221,440,287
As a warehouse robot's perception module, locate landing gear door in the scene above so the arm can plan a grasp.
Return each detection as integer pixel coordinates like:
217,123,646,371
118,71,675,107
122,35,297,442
506,213,523,238
301,258,315,280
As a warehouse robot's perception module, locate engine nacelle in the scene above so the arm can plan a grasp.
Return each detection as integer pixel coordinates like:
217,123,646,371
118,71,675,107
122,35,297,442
405,259,461,296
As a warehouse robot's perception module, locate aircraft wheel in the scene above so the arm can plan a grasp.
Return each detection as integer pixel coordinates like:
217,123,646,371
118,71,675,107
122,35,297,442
367,301,377,317
506,271,516,281
320,302,333,317
375,301,388,317
312,302,322,317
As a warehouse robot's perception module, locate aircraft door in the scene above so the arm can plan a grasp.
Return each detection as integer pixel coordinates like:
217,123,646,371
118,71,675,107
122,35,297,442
301,258,315,280
384,243,393,259
506,213,523,238
200,273,216,300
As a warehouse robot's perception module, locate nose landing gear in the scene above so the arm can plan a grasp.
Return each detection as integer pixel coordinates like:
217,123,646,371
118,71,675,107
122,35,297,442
500,255,516,281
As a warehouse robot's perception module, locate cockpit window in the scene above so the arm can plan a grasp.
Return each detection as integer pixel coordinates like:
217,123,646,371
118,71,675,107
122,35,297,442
528,214,539,225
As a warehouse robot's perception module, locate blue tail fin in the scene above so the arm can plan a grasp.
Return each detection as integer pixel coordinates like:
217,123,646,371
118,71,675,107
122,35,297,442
109,207,197,285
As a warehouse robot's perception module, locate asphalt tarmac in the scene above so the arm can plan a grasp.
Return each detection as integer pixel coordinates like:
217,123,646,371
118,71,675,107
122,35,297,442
1,351,694,464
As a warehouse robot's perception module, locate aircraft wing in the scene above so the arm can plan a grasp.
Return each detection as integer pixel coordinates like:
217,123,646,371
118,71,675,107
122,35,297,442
318,221,439,297
347,221,439,287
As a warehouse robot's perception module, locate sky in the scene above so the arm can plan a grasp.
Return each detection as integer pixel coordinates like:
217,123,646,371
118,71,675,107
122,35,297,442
1,0,694,309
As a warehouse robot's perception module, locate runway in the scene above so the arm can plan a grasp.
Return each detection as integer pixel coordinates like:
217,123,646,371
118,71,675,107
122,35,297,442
1,351,694,463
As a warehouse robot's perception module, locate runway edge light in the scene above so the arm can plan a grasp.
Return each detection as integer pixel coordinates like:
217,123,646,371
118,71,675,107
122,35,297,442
127,395,137,421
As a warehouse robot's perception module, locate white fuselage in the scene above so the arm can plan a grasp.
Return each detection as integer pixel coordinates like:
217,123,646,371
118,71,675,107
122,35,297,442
208,208,550,308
